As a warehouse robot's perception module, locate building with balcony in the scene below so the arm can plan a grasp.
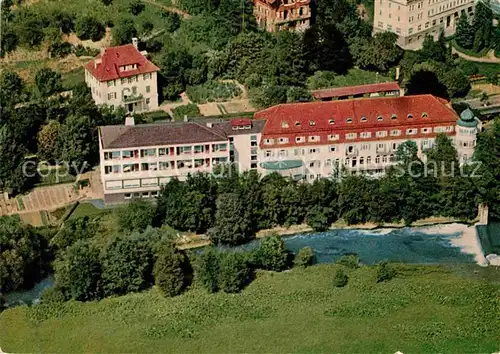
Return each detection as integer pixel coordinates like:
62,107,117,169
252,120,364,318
99,118,264,204
84,38,159,113
373,0,476,50
254,0,311,32
254,94,480,180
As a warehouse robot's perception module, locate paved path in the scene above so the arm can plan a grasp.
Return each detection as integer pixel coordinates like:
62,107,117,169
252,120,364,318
452,47,500,64
142,0,191,19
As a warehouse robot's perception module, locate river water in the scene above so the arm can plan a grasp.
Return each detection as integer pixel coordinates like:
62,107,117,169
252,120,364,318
5,223,489,307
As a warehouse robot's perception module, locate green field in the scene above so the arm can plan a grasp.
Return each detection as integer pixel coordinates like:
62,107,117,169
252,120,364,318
68,202,110,220
1,264,499,352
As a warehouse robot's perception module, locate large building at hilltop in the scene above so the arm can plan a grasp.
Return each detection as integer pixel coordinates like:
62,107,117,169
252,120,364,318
253,0,311,32
373,0,476,50
84,39,159,113
98,95,480,204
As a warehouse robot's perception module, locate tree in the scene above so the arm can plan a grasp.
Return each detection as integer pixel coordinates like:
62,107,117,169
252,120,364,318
294,247,315,268
117,199,155,232
112,18,137,46
333,268,348,287
350,32,403,72
336,254,360,269
249,85,288,109
306,205,332,232
0,125,30,194
0,216,45,292
154,245,187,297
0,71,25,109
286,86,312,103
54,240,102,301
35,68,62,97
376,260,396,282
253,235,288,271
37,120,61,162
75,16,105,41
307,71,336,90
101,235,155,296
218,252,250,293
420,33,448,62
129,0,145,15
56,114,96,174
208,192,254,245
50,216,97,252
101,0,113,5
472,1,493,51
455,12,474,49
193,247,220,292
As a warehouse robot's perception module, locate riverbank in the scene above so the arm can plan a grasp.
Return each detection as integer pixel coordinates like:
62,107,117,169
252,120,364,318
1,264,498,352
177,216,473,250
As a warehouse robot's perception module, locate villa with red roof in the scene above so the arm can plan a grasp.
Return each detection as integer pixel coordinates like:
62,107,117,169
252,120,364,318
84,38,159,113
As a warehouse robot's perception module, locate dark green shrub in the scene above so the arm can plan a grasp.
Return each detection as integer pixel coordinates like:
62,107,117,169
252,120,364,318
193,247,220,293
333,268,348,287
293,247,315,268
376,260,396,283
75,16,105,42
154,246,187,297
171,104,200,121
253,235,288,272
336,254,360,269
40,286,66,303
218,252,250,293
306,206,332,232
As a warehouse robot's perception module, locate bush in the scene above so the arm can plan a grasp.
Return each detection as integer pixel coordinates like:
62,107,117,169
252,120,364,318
252,235,288,272
116,199,155,232
193,247,220,292
186,81,242,104
333,268,348,287
306,206,332,232
218,252,250,293
74,45,100,57
49,41,73,58
171,104,200,121
154,246,187,297
336,254,360,269
458,61,479,76
35,68,62,97
293,247,315,268
376,260,396,283
40,286,66,303
75,16,105,42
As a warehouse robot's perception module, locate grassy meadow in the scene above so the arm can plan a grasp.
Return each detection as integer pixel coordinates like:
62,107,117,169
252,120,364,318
1,264,499,352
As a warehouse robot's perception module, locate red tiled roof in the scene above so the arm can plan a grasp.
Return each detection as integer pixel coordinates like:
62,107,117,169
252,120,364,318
254,95,459,148
230,118,252,127
311,82,401,99
85,44,159,82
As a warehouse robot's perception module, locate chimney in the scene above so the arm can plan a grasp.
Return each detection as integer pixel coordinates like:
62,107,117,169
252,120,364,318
184,115,188,122
132,38,138,50
395,66,400,80
125,115,135,126
206,122,214,128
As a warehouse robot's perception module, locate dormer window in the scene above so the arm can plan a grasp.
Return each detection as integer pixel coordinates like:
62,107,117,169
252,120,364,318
309,120,316,126
377,116,383,121
329,119,335,125
361,116,367,122
281,121,289,128
391,114,397,120
407,114,414,119
422,112,428,118
346,117,353,123
295,121,301,127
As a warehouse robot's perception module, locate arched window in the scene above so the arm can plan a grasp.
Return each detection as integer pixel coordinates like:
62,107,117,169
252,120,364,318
377,116,383,121
309,120,316,126
346,117,353,123
407,113,414,119
361,116,367,122
329,119,335,125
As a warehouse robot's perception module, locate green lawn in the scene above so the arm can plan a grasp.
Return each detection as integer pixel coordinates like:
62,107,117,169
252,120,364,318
68,202,110,220
333,68,392,88
1,264,499,352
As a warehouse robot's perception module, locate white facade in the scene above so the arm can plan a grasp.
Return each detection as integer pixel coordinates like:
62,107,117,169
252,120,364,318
373,0,476,50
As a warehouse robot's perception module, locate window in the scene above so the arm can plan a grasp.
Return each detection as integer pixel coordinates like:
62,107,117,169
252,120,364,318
107,92,117,100
279,150,287,157
329,119,335,125
407,113,414,119
390,129,401,137
278,137,289,144
367,156,371,164
178,146,192,154
104,151,121,160
141,148,156,157
360,132,372,139
265,150,272,157
406,128,417,135
308,136,320,142
212,143,228,152
124,193,132,200
146,98,151,105
329,146,336,152
146,86,151,93
143,73,152,80
309,148,319,154
194,145,205,154
346,117,353,124
361,116,367,122
376,131,388,138
345,133,356,140
377,116,383,121
107,80,115,87
361,143,370,151
264,138,274,145
391,114,397,120
295,136,305,143
309,120,316,126
422,112,428,118
409,27,413,34
281,121,289,128
295,121,301,127
421,127,431,134
328,134,339,141
121,78,127,85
